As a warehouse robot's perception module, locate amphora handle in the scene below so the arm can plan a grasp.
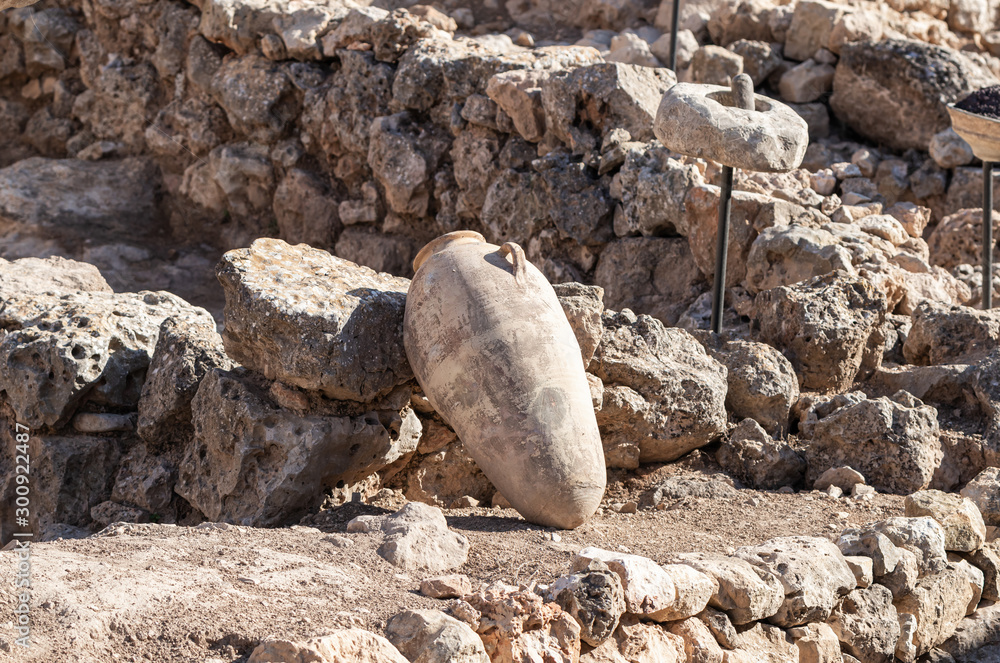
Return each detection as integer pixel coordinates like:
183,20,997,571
500,242,527,285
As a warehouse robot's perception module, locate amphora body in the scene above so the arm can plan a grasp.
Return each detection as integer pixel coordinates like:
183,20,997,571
403,231,606,529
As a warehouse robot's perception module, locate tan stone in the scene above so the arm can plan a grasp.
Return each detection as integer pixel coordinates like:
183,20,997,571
247,630,409,663
904,489,987,552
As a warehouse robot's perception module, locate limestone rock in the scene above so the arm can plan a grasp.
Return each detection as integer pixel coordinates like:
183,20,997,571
420,575,473,600
176,369,420,526
465,583,582,663
869,517,949,576
733,536,855,627
828,10,883,55
403,439,495,510
654,83,809,173
611,145,704,239
542,62,676,149
791,622,841,663
210,54,299,143
894,565,976,659
706,0,777,46
591,310,728,467
751,271,888,393
830,39,998,151
813,466,866,493
725,621,799,662
778,60,835,104
691,45,743,86
110,443,179,519
845,556,874,588
378,503,469,574
785,0,847,62
216,238,412,402
961,467,1000,526
716,418,805,490
827,584,900,663
904,490,987,553
247,630,409,663
666,552,784,625
137,316,233,446
592,237,706,327
930,128,974,169
903,303,1000,366
837,530,907,590
548,560,626,646
697,335,799,436
928,208,1000,270
798,391,942,495
666,616,725,663
727,40,782,87
613,616,685,663
744,225,855,296
658,564,715,622
0,156,162,249
0,290,211,428
552,282,605,368
965,541,1000,601
573,548,677,622
951,556,985,615
386,609,489,663
368,112,450,218
0,255,110,295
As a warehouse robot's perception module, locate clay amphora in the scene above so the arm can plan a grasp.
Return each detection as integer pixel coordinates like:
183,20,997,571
403,231,606,529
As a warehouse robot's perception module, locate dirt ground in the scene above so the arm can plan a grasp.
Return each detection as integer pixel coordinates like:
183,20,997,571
0,458,906,663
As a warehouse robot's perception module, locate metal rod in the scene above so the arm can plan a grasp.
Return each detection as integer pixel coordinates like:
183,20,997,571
668,0,680,72
986,160,994,309
712,164,733,334
711,74,755,334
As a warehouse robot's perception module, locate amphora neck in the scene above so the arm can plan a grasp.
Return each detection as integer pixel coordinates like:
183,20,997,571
412,231,487,272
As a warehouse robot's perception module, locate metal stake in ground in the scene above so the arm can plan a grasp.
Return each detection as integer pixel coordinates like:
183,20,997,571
711,74,755,334
668,0,680,72
986,160,994,309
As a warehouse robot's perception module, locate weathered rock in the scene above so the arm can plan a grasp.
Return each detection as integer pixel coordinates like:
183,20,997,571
654,83,809,173
725,621,799,662
611,145,704,239
216,238,412,402
691,45,744,86
273,169,341,249
827,584,900,663
404,439,495,510
666,552,784,625
728,40,782,87
378,503,469,574
591,310,728,467
869,517,949,576
813,466,866,492
176,368,420,526
573,548,677,622
791,622,841,663
386,609,489,663
247,630,409,663
0,290,211,428
542,62,676,150
613,615,685,663
952,556,985,615
666,616,725,663
697,335,799,436
895,565,976,659
698,607,739,651
965,541,1000,601
904,303,1000,366
845,556,874,589
784,0,846,62
0,255,110,295
420,575,473,600
548,560,626,646
137,316,233,446
716,418,805,490
929,208,1000,270
465,583,582,663
837,530,905,581
930,128,974,169
828,10,883,55
368,112,450,218
751,271,888,393
733,536,855,627
110,443,179,518
961,467,1000,526
210,54,299,143
744,225,855,296
592,237,706,327
798,391,942,495
905,490,987,553
830,39,998,151
0,157,163,248
706,0,777,46
778,60,835,104
552,282,605,368
658,564,716,622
